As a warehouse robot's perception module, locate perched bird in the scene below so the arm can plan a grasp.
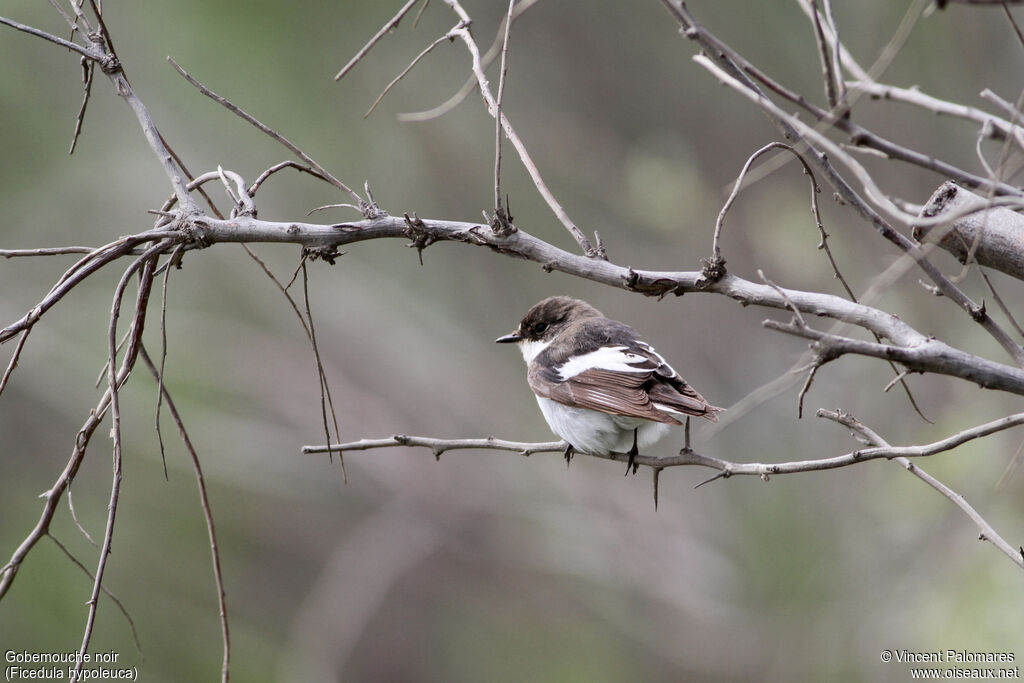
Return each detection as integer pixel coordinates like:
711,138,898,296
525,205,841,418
496,296,721,472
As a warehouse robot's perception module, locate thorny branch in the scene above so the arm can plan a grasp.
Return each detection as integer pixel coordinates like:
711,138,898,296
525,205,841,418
304,409,1024,570
3,2,1024,679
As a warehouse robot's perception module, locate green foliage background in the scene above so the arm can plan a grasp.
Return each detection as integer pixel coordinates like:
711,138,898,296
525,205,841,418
1,1,1022,681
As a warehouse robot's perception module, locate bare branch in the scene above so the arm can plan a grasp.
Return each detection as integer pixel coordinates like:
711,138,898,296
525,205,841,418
443,1,596,255
491,0,515,232
849,80,1024,153
335,0,426,82
307,409,1024,484
139,347,230,683
167,57,366,212
47,534,141,656
0,246,99,257
820,410,1024,570
915,182,1024,281
0,230,179,344
300,259,346,483
398,0,543,122
69,58,95,154
688,52,1024,366
305,435,566,458
73,247,161,678
0,14,102,61
364,30,457,119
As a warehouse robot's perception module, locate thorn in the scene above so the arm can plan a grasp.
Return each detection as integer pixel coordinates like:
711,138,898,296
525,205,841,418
653,467,662,510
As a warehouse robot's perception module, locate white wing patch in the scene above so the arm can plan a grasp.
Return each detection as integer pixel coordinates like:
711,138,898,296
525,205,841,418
636,341,677,378
556,345,650,380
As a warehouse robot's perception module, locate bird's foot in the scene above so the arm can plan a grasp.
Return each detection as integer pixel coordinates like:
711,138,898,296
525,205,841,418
563,443,575,466
624,428,640,476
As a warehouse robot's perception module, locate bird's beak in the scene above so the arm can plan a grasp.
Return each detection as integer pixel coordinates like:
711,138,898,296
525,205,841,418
495,330,523,344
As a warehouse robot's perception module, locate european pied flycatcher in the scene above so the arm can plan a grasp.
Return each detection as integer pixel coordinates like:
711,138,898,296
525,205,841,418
497,296,721,471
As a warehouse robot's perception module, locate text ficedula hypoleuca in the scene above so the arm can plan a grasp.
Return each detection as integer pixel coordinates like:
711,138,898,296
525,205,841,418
496,296,721,469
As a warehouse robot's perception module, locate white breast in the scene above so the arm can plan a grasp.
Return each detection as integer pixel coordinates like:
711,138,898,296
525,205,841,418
518,338,551,364
535,396,671,456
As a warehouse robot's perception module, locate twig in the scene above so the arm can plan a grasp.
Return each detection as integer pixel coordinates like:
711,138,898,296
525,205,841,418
68,58,94,154
364,31,456,119
980,268,1024,339
820,410,1024,570
304,435,566,458
820,0,846,107
660,2,1024,368
690,52,1024,367
300,260,346,482
0,246,99,257
708,142,799,269
443,0,596,255
1005,4,1024,49
306,409,1024,490
398,0,543,122
810,1,840,110
0,294,149,601
334,0,426,81
0,15,102,61
248,161,331,197
48,534,141,655
491,0,515,231
73,248,160,680
167,57,366,212
66,486,96,547
848,80,1024,153
139,346,230,683
0,328,30,399
0,230,178,344
154,244,185,480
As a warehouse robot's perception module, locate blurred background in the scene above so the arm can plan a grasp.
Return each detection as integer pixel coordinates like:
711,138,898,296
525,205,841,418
1,1,1022,680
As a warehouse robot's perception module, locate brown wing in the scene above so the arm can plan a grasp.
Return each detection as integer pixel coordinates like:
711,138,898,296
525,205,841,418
533,367,684,425
528,318,721,423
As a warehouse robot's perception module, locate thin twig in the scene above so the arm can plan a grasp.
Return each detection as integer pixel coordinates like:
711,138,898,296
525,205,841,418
443,0,595,255
48,534,141,655
398,0,543,121
167,57,366,211
0,328,30,399
689,51,1024,367
0,15,102,61
68,58,94,154
493,0,515,220
66,486,97,547
139,346,230,683
248,161,331,197
155,244,185,480
810,1,840,110
0,230,179,344
335,0,425,81
0,246,98,257
300,261,346,482
73,248,160,680
709,142,794,265
364,31,456,119
820,410,1024,570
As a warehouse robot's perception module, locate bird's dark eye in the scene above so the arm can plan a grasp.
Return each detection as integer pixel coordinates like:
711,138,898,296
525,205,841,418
534,322,548,334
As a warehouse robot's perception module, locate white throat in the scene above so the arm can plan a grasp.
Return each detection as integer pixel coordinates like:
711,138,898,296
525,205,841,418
518,338,551,364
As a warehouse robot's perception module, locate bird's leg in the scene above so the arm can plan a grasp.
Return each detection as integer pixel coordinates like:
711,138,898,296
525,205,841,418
563,443,575,466
624,428,639,476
